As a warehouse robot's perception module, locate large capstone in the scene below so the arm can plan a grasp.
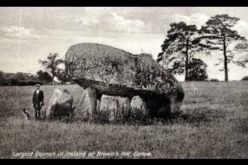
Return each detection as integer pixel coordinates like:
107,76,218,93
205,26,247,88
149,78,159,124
65,43,184,119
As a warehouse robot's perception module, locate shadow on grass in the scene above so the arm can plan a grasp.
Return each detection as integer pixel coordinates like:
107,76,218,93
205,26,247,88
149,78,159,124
18,110,214,127
12,107,217,127
87,111,214,126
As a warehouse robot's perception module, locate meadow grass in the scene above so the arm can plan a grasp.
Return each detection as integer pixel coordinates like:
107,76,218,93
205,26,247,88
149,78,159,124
0,82,248,158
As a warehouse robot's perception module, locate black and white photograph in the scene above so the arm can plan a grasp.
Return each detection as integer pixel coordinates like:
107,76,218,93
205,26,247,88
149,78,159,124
0,6,248,159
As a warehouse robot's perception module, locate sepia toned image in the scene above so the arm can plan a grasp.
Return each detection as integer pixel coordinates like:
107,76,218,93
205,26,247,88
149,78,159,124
0,7,248,159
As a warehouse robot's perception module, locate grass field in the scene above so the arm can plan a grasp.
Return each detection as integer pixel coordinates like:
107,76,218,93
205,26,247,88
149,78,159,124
0,81,248,159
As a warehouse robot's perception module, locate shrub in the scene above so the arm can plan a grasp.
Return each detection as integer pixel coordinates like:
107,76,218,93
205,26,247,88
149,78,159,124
187,58,208,81
241,76,248,81
210,78,219,82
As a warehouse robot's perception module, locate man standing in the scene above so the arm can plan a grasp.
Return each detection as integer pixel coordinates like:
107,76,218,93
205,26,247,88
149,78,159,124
32,84,44,120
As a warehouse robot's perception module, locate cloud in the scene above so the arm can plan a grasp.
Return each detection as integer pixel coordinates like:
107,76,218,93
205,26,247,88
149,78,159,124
233,20,248,38
76,18,100,27
76,10,148,33
0,26,42,40
170,13,210,28
105,12,146,33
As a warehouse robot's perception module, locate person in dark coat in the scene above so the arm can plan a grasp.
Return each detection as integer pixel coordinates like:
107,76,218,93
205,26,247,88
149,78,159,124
32,84,44,120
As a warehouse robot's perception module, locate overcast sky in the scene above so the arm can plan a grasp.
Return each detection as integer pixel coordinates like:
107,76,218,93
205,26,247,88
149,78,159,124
0,7,248,81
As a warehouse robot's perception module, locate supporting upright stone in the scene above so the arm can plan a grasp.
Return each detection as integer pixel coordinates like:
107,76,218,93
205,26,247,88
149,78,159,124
46,88,74,121
75,87,97,121
99,95,131,122
116,96,131,120
130,96,149,120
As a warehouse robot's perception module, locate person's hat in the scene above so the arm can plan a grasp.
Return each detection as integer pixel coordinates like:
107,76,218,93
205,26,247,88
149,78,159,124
35,84,41,87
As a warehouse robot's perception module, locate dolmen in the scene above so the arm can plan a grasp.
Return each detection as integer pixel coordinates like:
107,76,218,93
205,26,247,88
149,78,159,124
65,43,184,122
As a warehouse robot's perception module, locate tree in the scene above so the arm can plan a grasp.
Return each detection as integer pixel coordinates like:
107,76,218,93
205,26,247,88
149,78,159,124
157,22,199,81
187,58,208,81
157,52,164,64
39,53,64,85
56,69,70,84
0,71,5,85
15,72,26,80
0,71,4,80
37,70,52,85
198,14,246,82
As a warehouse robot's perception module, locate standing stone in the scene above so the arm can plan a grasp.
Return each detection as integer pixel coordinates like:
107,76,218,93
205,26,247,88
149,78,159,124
75,87,97,121
99,95,130,122
117,96,131,120
46,88,74,120
99,95,117,122
130,96,149,120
